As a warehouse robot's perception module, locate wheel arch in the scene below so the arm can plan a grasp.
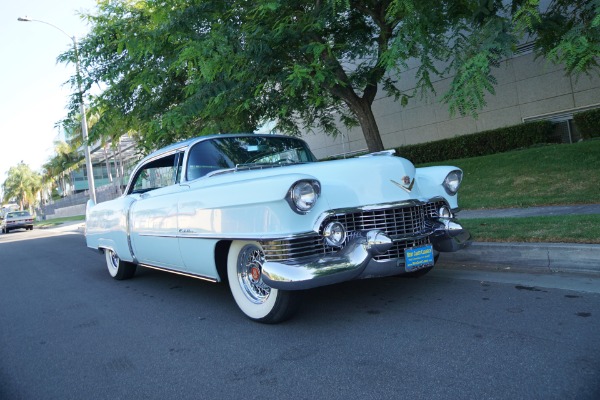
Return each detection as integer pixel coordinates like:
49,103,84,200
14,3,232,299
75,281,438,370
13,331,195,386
215,240,232,283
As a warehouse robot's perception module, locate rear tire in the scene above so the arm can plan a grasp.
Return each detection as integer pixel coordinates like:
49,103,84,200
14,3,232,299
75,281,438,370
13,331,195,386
105,249,137,280
227,241,298,323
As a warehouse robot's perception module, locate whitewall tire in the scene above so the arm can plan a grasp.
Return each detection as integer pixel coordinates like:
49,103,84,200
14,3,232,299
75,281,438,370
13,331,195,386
105,249,137,280
227,241,298,323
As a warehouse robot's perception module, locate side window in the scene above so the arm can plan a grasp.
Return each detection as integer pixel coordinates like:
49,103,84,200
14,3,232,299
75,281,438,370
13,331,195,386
129,153,180,194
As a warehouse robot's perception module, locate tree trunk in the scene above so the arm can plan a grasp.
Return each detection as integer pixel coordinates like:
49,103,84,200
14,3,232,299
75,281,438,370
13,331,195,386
103,145,113,183
352,98,384,153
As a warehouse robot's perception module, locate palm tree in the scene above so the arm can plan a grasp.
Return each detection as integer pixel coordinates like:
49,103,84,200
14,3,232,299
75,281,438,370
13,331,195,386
41,140,82,198
2,162,42,212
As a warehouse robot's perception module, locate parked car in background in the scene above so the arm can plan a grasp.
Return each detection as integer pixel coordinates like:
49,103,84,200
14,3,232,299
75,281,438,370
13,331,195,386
1,210,34,233
86,134,471,323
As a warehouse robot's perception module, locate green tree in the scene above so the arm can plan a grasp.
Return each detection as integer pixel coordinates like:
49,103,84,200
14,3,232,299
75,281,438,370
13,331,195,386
2,163,42,212
533,0,600,75
62,0,600,153
42,140,82,197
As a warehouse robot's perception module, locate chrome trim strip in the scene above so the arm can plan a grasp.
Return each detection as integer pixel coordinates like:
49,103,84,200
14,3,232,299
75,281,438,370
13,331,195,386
140,231,320,241
139,263,218,283
127,202,138,264
125,147,189,193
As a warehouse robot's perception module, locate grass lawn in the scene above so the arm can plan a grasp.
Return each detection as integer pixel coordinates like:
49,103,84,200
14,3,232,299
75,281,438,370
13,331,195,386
35,215,85,228
421,140,600,243
423,140,600,209
462,214,600,244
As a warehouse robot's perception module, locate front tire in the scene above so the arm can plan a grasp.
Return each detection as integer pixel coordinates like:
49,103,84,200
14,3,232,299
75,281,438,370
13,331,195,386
105,249,137,280
227,241,298,323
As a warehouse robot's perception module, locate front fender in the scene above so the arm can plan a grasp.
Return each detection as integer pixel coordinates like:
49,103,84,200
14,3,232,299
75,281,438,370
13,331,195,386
415,166,462,210
85,196,137,262
177,173,328,238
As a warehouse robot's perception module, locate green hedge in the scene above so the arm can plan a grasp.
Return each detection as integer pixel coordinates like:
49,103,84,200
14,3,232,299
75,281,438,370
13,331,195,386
394,121,557,164
573,109,600,139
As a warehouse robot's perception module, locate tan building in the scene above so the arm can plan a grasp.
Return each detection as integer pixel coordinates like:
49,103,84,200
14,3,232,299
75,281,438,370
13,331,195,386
302,49,600,159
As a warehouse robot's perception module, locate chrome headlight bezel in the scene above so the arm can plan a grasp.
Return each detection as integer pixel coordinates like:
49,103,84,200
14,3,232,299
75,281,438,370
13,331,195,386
443,170,463,196
323,221,346,247
286,180,321,214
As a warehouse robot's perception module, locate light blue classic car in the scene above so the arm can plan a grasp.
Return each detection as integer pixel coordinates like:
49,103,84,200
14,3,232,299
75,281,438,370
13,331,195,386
86,134,470,323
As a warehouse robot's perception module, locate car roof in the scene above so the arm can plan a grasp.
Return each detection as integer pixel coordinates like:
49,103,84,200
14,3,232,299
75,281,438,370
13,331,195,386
140,133,302,163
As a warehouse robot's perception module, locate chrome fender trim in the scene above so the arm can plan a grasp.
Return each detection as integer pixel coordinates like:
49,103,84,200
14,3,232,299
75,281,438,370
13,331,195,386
261,230,392,291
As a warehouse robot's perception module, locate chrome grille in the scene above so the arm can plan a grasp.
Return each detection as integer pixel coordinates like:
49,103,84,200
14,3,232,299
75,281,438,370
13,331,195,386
262,200,447,263
262,235,326,262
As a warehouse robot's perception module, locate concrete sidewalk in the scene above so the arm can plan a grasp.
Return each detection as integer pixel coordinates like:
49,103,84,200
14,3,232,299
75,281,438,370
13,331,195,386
459,203,600,219
446,204,600,275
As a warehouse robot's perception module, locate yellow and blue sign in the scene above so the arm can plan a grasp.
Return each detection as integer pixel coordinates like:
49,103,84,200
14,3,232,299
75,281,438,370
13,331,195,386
405,244,434,271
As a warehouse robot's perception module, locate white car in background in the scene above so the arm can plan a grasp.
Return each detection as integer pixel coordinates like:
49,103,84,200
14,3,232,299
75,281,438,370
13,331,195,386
1,210,34,233
86,134,470,323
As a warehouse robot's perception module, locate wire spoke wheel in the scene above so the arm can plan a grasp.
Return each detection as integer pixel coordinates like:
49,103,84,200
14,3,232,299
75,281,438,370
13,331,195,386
227,241,299,323
237,244,271,304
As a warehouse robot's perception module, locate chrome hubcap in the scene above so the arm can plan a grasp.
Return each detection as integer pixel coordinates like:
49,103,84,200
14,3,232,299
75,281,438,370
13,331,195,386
108,251,119,270
237,244,271,304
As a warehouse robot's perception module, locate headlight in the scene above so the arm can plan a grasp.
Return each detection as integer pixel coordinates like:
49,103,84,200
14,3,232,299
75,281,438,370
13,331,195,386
443,170,463,195
287,180,321,213
438,205,452,218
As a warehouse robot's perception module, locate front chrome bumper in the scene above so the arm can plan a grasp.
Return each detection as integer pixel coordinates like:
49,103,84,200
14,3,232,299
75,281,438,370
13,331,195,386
261,218,470,290
428,217,472,252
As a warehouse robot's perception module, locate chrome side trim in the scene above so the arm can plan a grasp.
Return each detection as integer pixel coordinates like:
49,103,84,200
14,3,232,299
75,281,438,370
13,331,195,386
127,202,138,264
140,231,320,241
125,146,189,193
139,263,218,283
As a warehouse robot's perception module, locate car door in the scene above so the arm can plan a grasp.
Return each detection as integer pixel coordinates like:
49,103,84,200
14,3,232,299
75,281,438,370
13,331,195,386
128,151,185,269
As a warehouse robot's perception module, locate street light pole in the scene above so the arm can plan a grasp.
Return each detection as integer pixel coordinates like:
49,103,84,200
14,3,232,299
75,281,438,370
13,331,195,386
18,16,97,204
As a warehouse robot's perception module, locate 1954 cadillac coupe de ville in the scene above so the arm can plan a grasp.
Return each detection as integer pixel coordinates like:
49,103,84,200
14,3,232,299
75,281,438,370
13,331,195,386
86,134,470,323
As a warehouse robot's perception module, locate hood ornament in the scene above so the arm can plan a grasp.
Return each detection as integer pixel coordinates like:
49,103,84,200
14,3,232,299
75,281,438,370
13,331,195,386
391,176,414,193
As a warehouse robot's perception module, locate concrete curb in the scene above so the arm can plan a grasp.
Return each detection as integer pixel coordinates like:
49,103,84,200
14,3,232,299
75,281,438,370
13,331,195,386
439,242,600,275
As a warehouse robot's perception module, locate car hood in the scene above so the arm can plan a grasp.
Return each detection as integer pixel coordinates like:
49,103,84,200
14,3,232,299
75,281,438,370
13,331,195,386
189,155,427,210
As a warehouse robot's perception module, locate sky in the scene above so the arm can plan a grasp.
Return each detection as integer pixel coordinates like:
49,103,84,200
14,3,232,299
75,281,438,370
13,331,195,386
0,0,98,190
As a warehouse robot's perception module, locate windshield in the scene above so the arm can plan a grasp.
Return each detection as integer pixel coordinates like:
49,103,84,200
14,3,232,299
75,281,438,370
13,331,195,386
186,136,317,180
7,211,30,218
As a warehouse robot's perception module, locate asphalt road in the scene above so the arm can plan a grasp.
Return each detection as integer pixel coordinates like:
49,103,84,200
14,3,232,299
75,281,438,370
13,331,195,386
1,227,599,400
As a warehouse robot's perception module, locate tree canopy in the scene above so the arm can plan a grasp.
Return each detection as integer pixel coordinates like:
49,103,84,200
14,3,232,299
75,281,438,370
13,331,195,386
2,163,42,211
61,0,600,153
